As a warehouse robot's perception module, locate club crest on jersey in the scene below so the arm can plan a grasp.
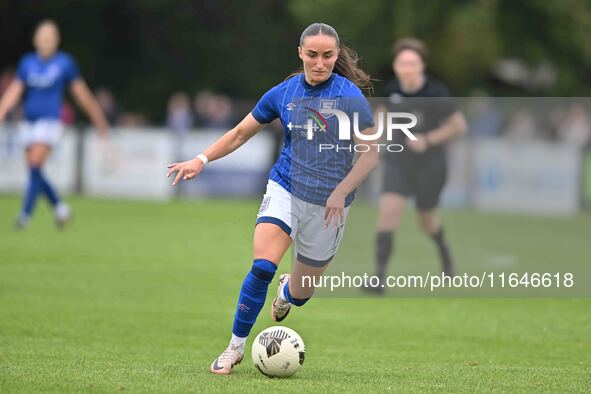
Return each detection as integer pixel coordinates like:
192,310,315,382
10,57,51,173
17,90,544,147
286,102,296,111
319,99,337,118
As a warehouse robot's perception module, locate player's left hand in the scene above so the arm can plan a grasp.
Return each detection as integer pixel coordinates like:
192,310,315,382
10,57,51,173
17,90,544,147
406,134,429,153
166,157,204,186
325,188,347,228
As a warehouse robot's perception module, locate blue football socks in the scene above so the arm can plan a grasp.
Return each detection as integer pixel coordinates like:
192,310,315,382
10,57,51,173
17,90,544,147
22,167,43,217
232,259,277,338
283,279,311,306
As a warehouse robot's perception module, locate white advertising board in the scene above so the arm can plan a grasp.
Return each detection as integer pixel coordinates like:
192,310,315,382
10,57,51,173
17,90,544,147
0,125,77,194
473,139,580,215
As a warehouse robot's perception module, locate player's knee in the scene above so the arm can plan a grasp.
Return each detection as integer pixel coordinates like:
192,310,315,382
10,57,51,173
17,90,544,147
419,221,431,235
250,259,277,280
27,155,44,168
418,213,438,235
253,225,291,263
27,145,49,166
378,206,403,230
252,241,284,265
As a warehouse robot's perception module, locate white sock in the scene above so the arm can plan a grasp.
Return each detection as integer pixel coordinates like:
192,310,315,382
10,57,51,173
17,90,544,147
17,213,30,226
230,334,246,351
278,280,289,303
54,202,70,219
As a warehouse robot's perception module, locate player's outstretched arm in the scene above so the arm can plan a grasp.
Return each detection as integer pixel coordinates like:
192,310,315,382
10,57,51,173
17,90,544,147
166,113,265,186
70,78,109,137
324,127,380,227
0,79,24,122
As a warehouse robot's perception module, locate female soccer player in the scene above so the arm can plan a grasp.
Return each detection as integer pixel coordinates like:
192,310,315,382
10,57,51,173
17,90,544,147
371,38,467,290
0,19,108,228
166,23,378,375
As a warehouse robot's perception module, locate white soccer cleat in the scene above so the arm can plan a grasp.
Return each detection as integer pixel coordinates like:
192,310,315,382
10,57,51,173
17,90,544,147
271,273,292,322
54,203,72,229
210,344,244,375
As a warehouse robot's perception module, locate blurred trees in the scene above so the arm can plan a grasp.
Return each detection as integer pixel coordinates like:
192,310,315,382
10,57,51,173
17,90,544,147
1,0,591,121
289,0,591,95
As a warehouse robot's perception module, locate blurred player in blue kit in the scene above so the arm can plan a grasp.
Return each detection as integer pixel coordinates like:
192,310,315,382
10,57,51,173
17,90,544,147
0,19,108,228
166,23,378,374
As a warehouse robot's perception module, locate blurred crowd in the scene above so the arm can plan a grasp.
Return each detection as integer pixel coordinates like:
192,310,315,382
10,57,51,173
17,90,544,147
166,90,236,133
1,68,237,131
466,91,591,147
2,67,591,149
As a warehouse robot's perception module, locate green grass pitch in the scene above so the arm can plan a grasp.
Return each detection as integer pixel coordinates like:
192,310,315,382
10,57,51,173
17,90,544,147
0,196,589,392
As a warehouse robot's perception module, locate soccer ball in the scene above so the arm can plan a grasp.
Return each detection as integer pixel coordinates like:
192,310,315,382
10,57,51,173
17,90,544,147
251,326,305,378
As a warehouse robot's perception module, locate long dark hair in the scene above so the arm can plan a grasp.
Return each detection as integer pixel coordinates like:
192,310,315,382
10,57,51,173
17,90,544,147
289,23,373,94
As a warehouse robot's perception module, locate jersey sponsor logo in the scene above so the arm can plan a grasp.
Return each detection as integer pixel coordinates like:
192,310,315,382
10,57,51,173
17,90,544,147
286,107,328,138
304,107,328,133
27,64,61,88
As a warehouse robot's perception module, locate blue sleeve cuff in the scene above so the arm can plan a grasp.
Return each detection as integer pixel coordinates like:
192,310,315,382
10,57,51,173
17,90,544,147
251,109,269,124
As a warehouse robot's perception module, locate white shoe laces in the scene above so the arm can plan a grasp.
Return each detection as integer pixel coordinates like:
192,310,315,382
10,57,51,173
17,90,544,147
218,346,242,366
275,298,291,311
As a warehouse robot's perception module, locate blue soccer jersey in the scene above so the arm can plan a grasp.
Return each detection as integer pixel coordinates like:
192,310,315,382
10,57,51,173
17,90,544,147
16,51,80,122
252,73,374,207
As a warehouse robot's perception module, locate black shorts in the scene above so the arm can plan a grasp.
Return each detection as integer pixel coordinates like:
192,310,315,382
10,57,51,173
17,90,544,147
381,154,447,210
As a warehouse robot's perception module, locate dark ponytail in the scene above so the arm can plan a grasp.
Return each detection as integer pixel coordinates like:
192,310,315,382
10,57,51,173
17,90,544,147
333,44,373,94
288,22,373,94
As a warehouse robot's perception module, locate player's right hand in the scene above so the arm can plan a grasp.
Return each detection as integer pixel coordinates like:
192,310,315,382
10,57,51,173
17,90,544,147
166,157,204,186
324,187,346,228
